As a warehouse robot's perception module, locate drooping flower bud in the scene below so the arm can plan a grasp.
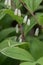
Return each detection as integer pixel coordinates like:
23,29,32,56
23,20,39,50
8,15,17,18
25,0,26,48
34,28,39,36
23,15,28,23
14,8,18,15
4,0,7,5
18,9,21,16
27,19,30,26
16,24,19,33
8,0,11,7
19,35,22,42
4,0,11,9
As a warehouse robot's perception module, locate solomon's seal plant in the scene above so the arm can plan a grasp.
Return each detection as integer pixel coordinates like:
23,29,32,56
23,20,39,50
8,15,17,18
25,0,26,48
0,0,43,65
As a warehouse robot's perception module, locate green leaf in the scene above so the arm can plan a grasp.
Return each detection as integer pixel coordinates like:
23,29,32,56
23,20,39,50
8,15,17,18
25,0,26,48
36,57,43,65
0,37,28,51
18,42,29,51
0,53,7,65
0,28,16,41
20,57,43,65
22,0,42,12
36,13,43,26
0,9,23,24
0,9,6,20
0,2,5,9
29,37,43,60
5,9,23,24
0,14,13,28
0,47,34,62
20,62,35,65
13,0,21,8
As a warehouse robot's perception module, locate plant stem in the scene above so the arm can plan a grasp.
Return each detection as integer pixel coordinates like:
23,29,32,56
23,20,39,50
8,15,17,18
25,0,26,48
19,0,43,30
11,0,16,10
19,0,38,23
19,24,25,42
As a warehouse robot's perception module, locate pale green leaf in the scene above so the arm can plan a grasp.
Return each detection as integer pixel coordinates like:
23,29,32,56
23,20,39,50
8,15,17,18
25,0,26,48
0,9,23,24
0,37,28,51
36,57,43,65
0,9,6,20
1,47,34,61
20,62,35,65
20,57,43,65
22,0,42,12
36,13,43,26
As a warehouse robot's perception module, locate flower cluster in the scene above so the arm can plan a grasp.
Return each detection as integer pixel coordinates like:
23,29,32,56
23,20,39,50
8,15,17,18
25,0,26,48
14,8,39,42
4,0,39,42
4,0,11,9
14,9,31,26
14,8,21,16
23,15,30,26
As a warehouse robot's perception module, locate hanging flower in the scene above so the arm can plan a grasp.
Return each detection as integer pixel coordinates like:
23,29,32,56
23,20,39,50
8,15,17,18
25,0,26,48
34,28,39,36
14,8,18,15
14,8,21,16
4,0,7,5
16,24,19,33
19,35,22,42
27,18,30,26
23,15,28,23
18,9,21,16
4,0,11,9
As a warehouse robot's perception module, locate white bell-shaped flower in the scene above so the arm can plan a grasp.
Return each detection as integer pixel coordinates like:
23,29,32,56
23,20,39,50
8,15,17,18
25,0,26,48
4,0,7,5
19,35,22,42
34,28,39,36
14,8,18,15
18,9,21,16
8,0,11,6
16,24,19,33
27,19,30,26
14,9,21,16
19,38,22,42
4,0,11,9
23,15,28,23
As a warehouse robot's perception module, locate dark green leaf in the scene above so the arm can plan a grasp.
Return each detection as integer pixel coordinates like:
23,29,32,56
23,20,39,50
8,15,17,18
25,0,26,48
0,28,16,41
